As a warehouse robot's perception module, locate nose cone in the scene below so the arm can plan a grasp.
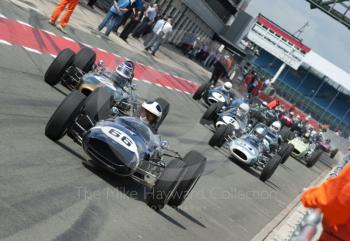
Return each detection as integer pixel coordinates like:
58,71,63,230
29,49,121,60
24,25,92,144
82,127,139,176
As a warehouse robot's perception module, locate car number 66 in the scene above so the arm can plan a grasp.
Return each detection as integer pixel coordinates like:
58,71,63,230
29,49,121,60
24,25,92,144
109,129,133,147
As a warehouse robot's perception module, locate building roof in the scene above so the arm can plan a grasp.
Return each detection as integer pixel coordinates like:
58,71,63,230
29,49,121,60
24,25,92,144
303,51,350,94
257,15,311,53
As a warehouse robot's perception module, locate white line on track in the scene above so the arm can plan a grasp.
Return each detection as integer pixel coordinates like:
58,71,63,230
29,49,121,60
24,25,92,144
42,30,56,36
97,48,107,53
142,80,152,84
23,47,42,54
17,20,32,28
155,83,163,88
62,36,74,42
165,86,173,90
0,13,7,18
184,91,191,95
113,53,120,57
81,42,92,48
50,54,57,58
0,40,12,46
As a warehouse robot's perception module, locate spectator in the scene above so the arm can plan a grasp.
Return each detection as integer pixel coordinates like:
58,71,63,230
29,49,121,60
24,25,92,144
247,73,259,94
203,48,217,67
144,17,173,56
132,4,158,39
251,78,264,96
301,152,350,241
49,0,79,34
114,0,137,33
87,0,98,8
209,55,229,85
119,4,144,42
97,0,135,37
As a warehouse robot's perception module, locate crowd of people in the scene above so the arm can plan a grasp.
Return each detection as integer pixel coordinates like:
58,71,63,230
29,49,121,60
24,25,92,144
49,0,174,56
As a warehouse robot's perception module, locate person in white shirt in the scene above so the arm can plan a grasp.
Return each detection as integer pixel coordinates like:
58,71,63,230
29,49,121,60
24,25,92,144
144,17,173,56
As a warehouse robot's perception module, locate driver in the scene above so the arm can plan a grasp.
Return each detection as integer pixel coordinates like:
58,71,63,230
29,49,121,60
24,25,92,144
139,100,162,133
270,121,282,133
253,126,269,153
111,60,135,88
221,82,233,95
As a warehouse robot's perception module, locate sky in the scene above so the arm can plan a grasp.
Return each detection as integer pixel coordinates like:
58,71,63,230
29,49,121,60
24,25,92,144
244,0,350,73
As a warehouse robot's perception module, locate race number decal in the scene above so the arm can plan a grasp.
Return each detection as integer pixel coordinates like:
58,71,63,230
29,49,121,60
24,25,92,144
99,127,138,154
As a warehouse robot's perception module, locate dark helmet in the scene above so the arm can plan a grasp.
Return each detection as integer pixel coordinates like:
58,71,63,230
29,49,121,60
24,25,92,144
115,60,135,83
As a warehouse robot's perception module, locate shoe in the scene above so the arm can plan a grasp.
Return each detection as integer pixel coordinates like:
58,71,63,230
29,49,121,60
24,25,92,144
48,20,55,26
144,47,150,51
151,52,155,56
56,25,67,34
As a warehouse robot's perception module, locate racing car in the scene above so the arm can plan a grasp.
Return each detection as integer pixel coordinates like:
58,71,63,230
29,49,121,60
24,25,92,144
45,87,207,210
288,132,323,168
44,48,142,116
319,138,338,159
192,81,233,107
209,123,283,181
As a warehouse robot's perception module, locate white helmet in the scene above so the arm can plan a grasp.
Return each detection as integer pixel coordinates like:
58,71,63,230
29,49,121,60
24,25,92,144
305,115,311,121
238,103,249,115
270,121,282,132
290,111,294,116
254,126,266,140
141,101,162,118
223,82,232,91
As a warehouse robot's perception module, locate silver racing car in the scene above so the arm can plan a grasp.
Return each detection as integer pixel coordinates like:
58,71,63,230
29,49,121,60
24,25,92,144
45,87,207,210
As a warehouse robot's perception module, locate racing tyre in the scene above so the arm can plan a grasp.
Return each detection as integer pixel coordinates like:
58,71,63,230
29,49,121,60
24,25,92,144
83,87,113,122
330,148,338,159
201,102,223,123
73,47,96,73
45,91,86,141
146,159,185,211
279,143,294,164
280,126,292,141
306,149,323,168
168,151,207,207
192,82,210,100
260,154,282,182
44,48,75,86
209,124,227,147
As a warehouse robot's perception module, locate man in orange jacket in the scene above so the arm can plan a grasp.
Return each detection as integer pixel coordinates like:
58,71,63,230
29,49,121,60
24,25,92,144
301,148,350,241
49,0,80,33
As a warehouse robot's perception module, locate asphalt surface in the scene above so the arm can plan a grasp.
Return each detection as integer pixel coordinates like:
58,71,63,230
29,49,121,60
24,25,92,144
0,1,337,241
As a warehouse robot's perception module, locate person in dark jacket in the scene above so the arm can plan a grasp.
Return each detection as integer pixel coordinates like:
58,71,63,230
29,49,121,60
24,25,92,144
209,56,228,85
119,5,144,41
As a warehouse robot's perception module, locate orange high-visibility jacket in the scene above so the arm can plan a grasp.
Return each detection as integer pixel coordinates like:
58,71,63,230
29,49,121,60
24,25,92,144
301,163,350,241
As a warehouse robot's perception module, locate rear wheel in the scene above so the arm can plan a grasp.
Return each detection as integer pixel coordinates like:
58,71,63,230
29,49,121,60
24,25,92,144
279,143,294,164
146,159,185,211
306,149,323,168
330,148,338,159
209,125,227,147
73,47,96,73
260,154,281,181
45,91,86,141
193,82,210,100
44,48,75,86
168,151,207,207
154,97,170,131
280,126,292,141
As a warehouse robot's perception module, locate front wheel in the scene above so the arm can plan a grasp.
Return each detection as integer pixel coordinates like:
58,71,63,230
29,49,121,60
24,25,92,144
209,125,227,147
260,154,281,182
330,148,338,159
45,91,86,141
201,102,222,123
192,82,210,100
167,151,207,207
146,159,185,211
306,149,323,168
